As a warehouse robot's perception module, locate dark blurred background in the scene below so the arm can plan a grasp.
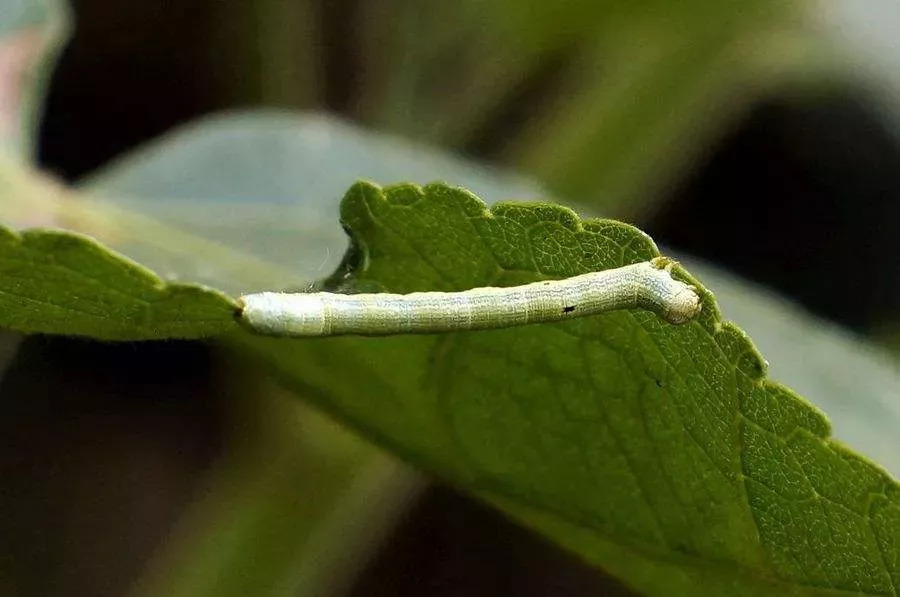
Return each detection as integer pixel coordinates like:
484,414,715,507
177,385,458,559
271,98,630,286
3,0,899,595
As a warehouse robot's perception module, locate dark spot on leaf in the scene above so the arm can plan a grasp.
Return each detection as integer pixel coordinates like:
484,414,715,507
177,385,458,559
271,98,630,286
655,379,663,388
563,305,576,314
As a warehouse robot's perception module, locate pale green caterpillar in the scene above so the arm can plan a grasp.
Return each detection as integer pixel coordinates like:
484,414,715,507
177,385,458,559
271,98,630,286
237,257,701,337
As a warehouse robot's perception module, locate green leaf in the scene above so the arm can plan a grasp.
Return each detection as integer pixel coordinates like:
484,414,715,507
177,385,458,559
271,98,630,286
7,111,898,594
3,111,548,597
80,111,900,482
680,257,900,477
0,224,236,339
233,180,899,596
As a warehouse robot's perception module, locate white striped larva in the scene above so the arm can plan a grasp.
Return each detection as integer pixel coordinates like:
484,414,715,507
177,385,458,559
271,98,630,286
236,257,700,337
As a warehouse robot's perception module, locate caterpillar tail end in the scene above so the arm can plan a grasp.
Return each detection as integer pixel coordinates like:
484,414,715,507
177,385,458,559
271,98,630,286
661,284,702,325
647,256,702,325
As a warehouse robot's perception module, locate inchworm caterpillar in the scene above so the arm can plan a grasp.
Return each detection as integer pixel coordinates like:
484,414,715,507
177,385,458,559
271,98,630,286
237,257,701,337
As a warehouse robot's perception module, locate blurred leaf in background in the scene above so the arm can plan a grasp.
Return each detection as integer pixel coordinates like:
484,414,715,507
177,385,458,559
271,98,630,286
41,0,810,216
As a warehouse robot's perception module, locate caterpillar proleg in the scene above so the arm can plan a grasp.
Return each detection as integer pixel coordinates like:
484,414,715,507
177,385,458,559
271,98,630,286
237,257,701,337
